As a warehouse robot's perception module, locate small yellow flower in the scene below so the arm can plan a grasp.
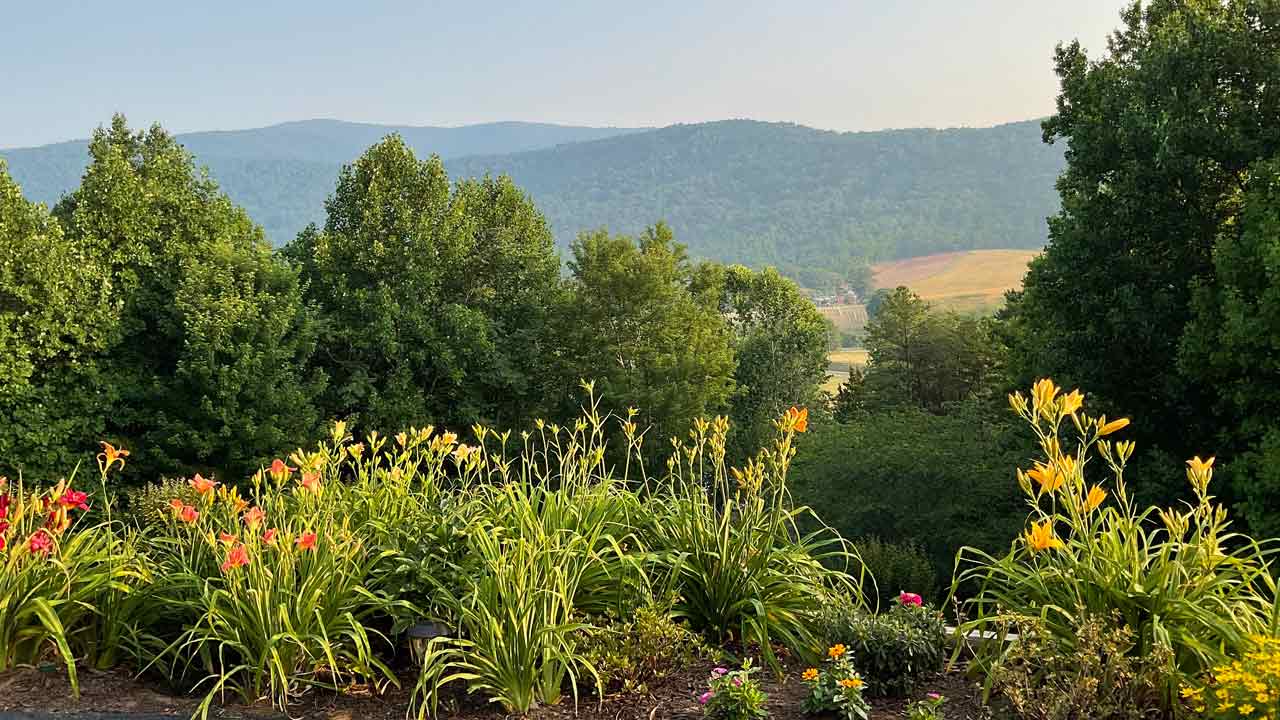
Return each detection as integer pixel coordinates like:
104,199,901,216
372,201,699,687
1187,455,1215,476
1085,484,1107,512
828,644,846,659
1060,389,1084,416
1026,462,1063,494
838,677,863,689
1024,519,1064,553
1239,703,1254,715
802,668,819,682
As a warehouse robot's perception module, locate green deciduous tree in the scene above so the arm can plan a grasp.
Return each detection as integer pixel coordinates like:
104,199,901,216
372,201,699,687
561,223,735,450
285,134,562,435
0,162,114,480
1007,0,1280,508
837,287,1001,417
695,264,830,458
1181,157,1280,535
56,116,322,482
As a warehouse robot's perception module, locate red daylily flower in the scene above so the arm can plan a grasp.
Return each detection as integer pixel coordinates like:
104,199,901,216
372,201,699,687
0,493,10,520
57,489,90,511
179,505,199,524
898,591,923,607
29,529,53,555
218,532,238,546
262,528,278,545
269,459,294,481
220,544,250,572
296,532,317,552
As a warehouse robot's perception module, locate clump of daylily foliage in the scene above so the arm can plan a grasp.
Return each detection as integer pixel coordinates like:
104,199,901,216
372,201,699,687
1,389,865,718
953,379,1278,715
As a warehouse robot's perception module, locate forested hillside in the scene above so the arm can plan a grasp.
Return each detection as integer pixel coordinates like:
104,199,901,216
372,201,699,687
3,118,1064,290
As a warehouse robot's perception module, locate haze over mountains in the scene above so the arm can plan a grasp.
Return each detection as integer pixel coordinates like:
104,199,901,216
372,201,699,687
1,118,1065,288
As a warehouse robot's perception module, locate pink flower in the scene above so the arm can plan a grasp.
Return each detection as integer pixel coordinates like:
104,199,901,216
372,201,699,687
732,678,742,687
56,489,90,511
898,591,923,607
29,529,53,555
712,667,728,676
698,691,713,705
927,692,942,700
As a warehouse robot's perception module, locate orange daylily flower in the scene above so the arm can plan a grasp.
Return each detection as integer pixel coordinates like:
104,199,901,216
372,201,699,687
296,531,317,552
298,472,321,493
1026,462,1063,494
98,442,131,471
218,532,238,546
262,528,279,545
1085,484,1108,512
179,505,199,524
220,544,249,572
269,458,294,480
243,507,265,529
1025,519,1064,553
190,474,218,495
785,406,809,433
169,498,185,513
1097,416,1130,436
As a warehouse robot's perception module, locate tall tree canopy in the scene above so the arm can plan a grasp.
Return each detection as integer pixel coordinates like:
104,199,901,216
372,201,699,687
0,162,114,479
1007,0,1280,507
560,224,735,451
695,264,831,457
285,134,563,434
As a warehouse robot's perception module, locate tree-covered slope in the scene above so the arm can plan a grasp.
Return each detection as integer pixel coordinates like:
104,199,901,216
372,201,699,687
2,118,1064,283
448,120,1064,282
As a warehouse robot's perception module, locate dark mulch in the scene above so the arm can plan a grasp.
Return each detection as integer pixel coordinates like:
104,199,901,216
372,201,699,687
0,661,996,720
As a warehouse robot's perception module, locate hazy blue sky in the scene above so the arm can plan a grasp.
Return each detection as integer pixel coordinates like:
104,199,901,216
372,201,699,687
2,1,1126,148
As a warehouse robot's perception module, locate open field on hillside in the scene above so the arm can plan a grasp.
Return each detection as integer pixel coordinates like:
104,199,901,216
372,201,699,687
871,249,1039,315
823,348,869,394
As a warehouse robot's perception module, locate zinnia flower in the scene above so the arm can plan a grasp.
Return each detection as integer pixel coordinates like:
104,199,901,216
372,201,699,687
220,544,249,572
839,677,863,689
29,529,53,555
190,474,218,494
802,668,819,681
898,591,923,607
296,531,317,552
828,643,846,659
243,506,265,529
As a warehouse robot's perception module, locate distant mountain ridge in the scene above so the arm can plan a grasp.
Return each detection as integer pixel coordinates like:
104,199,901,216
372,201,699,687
1,118,1064,285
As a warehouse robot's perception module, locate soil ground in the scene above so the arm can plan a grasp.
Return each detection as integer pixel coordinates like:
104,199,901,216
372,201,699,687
0,660,996,720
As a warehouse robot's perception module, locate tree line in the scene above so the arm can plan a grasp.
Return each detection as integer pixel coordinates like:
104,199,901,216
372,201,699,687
0,119,828,484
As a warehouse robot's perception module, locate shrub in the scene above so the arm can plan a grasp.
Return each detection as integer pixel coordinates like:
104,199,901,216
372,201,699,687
833,601,947,697
125,477,201,529
954,380,1278,711
799,644,870,720
853,536,936,608
701,661,769,720
1185,634,1280,718
579,604,710,694
990,612,1170,720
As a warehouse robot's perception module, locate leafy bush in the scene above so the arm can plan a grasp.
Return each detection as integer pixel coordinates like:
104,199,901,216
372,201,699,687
125,477,202,529
906,693,947,720
820,600,947,698
701,661,769,720
799,644,870,720
954,380,1279,710
990,612,1170,720
853,536,936,608
579,604,710,694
